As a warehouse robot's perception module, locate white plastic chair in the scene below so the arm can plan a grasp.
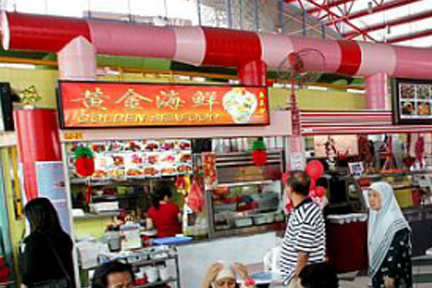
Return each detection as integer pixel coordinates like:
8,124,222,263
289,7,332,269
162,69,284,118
263,246,282,274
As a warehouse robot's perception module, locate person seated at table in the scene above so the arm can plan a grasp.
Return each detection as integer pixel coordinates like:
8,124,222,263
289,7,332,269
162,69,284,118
146,185,181,238
201,262,256,288
298,263,339,288
92,261,134,288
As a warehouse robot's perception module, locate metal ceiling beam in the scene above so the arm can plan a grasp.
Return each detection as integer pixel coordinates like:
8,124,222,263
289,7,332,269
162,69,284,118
339,0,424,23
387,28,432,44
302,0,377,41
308,0,355,14
343,9,432,39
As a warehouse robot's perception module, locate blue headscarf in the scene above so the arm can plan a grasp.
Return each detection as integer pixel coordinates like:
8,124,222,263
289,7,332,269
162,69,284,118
368,181,410,277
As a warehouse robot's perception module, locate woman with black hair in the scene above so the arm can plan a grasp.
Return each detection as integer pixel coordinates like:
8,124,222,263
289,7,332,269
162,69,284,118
21,197,75,288
146,185,181,238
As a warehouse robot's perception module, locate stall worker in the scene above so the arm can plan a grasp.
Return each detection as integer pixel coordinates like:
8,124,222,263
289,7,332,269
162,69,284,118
146,185,181,238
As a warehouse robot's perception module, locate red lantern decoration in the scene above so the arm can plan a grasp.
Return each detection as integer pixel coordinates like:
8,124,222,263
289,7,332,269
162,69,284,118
74,146,95,177
252,138,267,166
252,150,268,166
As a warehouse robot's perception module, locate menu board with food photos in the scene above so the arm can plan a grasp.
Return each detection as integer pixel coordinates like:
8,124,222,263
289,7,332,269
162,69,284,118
393,78,432,124
67,139,192,181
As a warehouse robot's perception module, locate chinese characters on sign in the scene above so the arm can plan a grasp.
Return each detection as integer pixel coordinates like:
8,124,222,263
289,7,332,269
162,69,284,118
192,91,219,111
116,89,153,110
72,87,109,111
58,82,269,128
157,90,185,110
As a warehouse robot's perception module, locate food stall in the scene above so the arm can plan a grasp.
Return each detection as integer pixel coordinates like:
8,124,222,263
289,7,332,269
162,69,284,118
301,98,432,272
56,80,292,287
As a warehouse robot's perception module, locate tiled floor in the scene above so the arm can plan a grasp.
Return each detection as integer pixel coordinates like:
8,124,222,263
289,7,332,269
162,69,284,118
264,261,432,287
340,278,432,288
339,265,432,288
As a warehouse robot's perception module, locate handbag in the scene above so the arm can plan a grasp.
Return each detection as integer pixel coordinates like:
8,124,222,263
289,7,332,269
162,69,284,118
28,233,72,288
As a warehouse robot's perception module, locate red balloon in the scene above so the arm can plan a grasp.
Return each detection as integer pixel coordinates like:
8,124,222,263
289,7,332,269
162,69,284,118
309,180,316,192
305,160,324,181
315,186,326,198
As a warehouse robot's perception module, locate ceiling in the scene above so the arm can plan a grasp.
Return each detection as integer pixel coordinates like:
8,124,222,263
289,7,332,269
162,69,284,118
285,0,432,47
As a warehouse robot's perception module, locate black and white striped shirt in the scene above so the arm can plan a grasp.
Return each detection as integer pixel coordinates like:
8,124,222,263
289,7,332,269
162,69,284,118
280,198,326,284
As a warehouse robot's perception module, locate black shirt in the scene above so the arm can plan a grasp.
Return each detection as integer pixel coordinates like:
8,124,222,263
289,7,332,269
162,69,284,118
372,228,412,288
21,230,75,287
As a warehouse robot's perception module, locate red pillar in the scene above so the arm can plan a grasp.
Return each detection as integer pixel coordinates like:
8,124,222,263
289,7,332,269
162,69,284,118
238,60,267,86
14,109,62,201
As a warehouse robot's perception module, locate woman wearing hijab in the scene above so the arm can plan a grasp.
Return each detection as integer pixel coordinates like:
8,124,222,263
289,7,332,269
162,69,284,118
368,182,412,288
201,262,256,288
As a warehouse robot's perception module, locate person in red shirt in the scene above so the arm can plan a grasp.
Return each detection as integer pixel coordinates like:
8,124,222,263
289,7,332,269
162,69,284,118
146,186,181,238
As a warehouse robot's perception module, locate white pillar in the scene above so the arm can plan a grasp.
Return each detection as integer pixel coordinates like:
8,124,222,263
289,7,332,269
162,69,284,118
57,36,97,80
57,36,97,288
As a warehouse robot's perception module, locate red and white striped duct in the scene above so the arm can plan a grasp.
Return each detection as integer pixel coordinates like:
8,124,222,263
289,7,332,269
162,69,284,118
301,111,432,135
2,12,432,79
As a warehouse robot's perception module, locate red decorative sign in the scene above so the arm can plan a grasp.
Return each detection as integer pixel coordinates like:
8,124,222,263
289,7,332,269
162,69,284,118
202,152,217,189
57,81,269,129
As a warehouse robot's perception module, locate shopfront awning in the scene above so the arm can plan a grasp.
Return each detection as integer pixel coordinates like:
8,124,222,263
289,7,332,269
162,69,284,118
301,111,432,135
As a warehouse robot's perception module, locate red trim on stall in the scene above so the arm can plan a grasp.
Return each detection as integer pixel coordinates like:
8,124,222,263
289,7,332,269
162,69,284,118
300,111,432,135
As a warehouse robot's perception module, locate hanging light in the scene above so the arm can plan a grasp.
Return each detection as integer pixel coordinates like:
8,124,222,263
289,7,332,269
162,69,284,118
367,1,373,13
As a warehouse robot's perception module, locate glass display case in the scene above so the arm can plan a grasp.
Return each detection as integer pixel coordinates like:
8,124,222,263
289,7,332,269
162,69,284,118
205,151,286,238
210,180,284,231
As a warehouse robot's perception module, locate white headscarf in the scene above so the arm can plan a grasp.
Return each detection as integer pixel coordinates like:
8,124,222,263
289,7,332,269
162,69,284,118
212,262,235,288
368,181,410,277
